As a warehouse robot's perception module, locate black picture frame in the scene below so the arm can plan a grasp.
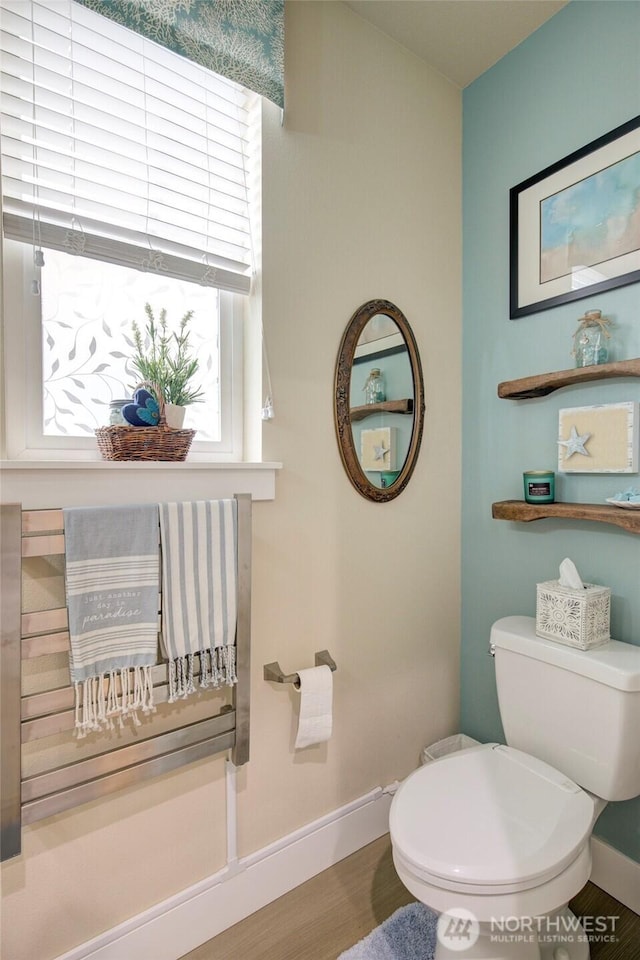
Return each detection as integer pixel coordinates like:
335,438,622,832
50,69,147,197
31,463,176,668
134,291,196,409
510,115,640,319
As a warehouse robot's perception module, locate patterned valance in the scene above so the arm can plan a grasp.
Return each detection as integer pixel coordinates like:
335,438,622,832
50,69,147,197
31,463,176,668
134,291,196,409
75,0,284,107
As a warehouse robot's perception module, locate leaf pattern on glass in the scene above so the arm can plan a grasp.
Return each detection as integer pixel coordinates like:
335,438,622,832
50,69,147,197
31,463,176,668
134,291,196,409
41,249,220,441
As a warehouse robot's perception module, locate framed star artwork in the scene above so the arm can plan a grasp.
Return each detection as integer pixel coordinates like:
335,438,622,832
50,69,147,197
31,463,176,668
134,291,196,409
558,402,639,473
360,426,397,472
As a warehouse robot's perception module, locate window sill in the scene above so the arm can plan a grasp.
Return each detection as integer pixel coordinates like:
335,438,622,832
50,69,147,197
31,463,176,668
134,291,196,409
0,460,282,507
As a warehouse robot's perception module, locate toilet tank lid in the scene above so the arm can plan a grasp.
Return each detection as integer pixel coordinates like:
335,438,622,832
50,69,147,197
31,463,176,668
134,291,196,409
491,616,640,692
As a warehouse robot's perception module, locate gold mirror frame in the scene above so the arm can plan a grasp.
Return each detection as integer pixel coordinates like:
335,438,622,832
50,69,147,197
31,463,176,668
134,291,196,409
334,299,425,502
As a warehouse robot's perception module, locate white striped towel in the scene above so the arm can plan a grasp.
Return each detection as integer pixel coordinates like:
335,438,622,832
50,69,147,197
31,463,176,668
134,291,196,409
159,500,238,701
63,504,160,736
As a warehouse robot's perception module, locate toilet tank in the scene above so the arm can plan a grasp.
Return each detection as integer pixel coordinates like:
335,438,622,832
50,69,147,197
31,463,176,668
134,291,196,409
491,616,640,801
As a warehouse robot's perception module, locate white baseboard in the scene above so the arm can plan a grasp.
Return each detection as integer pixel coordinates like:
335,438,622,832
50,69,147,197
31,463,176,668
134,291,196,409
53,792,639,960
590,835,640,915
53,786,395,960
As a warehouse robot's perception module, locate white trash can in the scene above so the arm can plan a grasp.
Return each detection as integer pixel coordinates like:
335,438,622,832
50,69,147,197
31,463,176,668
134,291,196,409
421,733,480,765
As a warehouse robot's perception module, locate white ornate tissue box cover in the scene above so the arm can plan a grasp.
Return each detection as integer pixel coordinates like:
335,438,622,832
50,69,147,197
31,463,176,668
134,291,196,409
536,580,610,649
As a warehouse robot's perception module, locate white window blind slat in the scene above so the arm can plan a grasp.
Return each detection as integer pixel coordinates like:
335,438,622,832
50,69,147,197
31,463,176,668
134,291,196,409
11,134,250,211
2,32,251,153
6,146,251,228
2,91,249,185
3,204,251,292
5,3,252,131
3,133,251,225
0,0,254,293
5,185,251,265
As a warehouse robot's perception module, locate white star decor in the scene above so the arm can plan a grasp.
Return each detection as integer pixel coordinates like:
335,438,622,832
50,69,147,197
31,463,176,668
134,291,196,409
373,442,389,461
360,427,397,472
558,403,639,474
558,425,591,459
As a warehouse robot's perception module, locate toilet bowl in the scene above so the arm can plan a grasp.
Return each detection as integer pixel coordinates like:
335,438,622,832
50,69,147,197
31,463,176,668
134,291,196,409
391,743,595,904
390,743,597,956
389,616,640,959
390,744,595,958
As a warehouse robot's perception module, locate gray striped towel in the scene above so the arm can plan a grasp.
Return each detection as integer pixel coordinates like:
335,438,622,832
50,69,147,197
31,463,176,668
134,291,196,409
63,504,159,735
159,500,238,701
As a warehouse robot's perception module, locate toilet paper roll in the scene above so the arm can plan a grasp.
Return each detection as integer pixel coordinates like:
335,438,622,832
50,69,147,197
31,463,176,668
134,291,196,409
294,665,333,749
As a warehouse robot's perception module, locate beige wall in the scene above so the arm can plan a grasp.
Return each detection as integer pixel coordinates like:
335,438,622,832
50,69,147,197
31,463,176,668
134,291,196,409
241,0,462,852
0,3,462,957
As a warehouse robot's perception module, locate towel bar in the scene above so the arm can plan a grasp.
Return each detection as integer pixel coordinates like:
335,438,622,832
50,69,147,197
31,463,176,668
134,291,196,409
263,650,337,685
0,494,252,863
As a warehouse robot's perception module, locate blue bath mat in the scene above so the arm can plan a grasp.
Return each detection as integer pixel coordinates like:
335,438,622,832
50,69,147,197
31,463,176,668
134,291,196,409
338,903,438,960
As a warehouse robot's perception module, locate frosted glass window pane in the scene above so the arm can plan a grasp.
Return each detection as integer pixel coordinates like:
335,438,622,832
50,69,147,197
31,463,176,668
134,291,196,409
40,250,220,440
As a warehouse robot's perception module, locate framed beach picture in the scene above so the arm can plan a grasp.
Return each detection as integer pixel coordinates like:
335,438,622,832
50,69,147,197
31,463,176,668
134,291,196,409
354,313,405,362
510,116,640,318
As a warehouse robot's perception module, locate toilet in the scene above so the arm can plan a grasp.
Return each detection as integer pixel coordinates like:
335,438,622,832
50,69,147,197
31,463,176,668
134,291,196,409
389,615,640,959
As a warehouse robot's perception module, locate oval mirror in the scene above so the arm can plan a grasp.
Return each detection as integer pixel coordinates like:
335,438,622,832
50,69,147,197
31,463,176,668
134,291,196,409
334,300,425,502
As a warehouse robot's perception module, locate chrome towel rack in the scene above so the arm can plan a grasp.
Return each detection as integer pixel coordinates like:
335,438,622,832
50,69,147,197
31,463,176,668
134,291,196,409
0,495,252,863
263,650,337,685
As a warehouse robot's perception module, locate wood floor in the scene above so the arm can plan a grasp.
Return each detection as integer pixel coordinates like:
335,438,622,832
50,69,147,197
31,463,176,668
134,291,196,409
181,835,640,960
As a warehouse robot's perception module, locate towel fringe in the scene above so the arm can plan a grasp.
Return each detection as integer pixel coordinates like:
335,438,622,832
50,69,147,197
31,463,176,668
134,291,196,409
73,651,235,732
73,666,155,736
167,646,237,701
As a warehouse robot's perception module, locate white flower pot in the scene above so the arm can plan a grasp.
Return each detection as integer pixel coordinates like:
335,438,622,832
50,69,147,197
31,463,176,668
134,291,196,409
164,403,186,429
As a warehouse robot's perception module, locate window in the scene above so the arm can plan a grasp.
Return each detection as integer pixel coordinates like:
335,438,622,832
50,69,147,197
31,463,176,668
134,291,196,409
40,251,222,442
3,240,243,458
1,0,258,461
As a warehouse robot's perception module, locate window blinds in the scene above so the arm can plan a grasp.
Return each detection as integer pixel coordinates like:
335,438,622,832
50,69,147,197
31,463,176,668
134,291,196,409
0,0,253,293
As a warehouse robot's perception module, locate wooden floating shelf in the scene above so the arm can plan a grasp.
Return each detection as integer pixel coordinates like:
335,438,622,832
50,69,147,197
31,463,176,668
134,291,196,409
349,398,414,422
492,500,640,535
498,358,640,400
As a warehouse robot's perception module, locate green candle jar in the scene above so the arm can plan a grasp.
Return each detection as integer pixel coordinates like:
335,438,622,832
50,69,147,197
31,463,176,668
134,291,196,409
523,470,555,504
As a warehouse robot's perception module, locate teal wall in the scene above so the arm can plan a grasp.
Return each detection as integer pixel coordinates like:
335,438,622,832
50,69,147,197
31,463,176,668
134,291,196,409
461,1,640,861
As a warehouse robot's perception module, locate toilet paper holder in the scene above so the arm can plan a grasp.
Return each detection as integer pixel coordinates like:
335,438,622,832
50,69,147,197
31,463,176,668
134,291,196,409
263,650,337,684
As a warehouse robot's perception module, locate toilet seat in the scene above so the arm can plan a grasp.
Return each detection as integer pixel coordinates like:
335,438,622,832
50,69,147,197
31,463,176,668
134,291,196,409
390,744,595,893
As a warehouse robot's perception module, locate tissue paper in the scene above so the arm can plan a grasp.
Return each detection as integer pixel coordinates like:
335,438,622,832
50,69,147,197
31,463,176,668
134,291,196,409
558,558,584,590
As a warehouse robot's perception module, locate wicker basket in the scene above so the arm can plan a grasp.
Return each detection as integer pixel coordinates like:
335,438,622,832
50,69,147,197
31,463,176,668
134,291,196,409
95,383,195,462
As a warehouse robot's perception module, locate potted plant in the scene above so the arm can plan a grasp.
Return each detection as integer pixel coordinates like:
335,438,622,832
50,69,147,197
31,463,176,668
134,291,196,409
130,304,204,428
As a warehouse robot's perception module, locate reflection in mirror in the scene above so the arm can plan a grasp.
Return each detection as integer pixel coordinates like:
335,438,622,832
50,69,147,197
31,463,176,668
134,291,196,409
334,300,424,502
351,318,413,489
